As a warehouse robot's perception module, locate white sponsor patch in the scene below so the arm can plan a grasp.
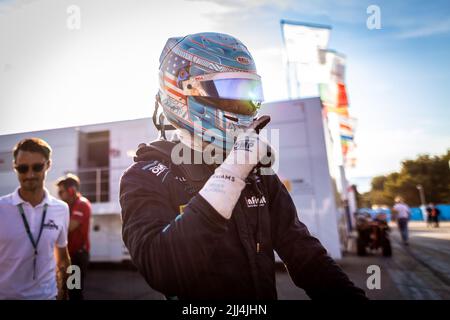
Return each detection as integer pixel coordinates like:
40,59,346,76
142,161,169,177
245,195,267,208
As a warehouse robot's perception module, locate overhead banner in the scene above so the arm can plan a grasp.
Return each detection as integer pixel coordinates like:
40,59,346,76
281,20,331,98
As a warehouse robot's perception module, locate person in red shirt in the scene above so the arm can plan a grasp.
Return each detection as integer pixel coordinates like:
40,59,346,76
56,174,91,300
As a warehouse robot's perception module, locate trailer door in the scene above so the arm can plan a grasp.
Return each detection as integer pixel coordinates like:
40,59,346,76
77,130,110,203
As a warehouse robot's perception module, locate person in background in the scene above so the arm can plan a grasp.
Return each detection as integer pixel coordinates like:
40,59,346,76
426,204,433,227
0,138,71,299
57,173,91,300
392,197,411,245
426,203,441,228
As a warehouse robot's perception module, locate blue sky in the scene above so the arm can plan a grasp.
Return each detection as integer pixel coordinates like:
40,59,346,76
1,0,449,191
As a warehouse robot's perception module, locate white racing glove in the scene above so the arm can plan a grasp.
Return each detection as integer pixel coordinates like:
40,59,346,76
199,116,274,219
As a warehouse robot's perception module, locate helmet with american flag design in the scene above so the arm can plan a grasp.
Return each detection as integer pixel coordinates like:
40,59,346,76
157,32,264,151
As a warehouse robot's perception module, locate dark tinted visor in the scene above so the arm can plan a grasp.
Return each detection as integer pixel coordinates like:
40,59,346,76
194,96,260,116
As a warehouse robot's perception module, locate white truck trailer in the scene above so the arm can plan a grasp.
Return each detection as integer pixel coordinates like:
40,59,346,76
260,97,344,259
0,118,159,262
0,97,345,261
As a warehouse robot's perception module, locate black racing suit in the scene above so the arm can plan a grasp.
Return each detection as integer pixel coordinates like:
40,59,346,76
119,142,367,300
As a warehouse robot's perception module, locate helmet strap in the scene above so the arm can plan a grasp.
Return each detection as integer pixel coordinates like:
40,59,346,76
153,94,176,140
159,112,168,140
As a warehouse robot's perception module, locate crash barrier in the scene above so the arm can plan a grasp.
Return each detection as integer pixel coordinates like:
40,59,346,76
358,204,450,221
409,204,450,221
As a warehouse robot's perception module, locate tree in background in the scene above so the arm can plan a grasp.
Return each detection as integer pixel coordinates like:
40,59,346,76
362,149,450,207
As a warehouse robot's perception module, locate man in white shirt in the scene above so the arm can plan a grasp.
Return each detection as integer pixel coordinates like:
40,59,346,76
392,196,411,245
0,138,71,299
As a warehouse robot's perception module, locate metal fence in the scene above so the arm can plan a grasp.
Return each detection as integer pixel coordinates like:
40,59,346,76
73,167,110,203
67,166,128,203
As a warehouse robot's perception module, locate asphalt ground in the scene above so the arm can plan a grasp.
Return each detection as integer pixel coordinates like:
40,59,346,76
83,222,450,300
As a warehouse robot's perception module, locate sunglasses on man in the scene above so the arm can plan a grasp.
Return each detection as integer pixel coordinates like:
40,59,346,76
14,162,47,174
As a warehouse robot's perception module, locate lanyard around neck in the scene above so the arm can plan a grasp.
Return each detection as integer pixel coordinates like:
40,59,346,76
17,203,48,280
